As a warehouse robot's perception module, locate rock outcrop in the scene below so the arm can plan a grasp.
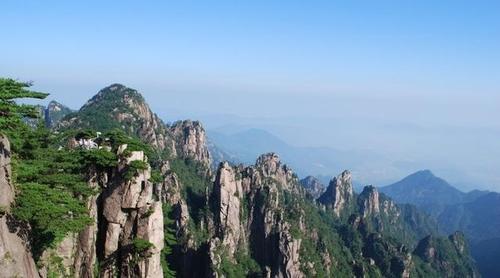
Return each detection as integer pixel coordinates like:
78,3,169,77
0,135,39,278
57,84,212,167
58,84,173,152
209,153,303,278
170,120,211,166
358,185,381,217
45,100,73,127
212,162,244,256
299,176,325,199
318,170,354,217
3,83,481,278
255,153,296,191
35,144,165,278
0,135,14,211
99,146,164,278
413,232,478,277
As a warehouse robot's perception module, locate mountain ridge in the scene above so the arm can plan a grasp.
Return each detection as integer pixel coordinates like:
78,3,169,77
380,169,500,277
0,82,480,277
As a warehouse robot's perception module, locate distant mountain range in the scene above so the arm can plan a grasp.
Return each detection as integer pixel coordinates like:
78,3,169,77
380,170,500,278
1,82,478,277
22,100,74,128
208,128,386,185
379,170,489,217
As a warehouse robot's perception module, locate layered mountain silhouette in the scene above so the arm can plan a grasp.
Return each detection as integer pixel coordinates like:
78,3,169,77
0,83,481,277
381,170,500,277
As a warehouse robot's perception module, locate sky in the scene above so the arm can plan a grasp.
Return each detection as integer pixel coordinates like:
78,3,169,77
1,1,500,190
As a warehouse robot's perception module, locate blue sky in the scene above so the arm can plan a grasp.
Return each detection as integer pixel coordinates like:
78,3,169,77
1,1,500,189
2,1,499,103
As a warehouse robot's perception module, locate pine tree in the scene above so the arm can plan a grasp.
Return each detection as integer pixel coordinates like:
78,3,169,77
162,203,177,278
0,78,48,147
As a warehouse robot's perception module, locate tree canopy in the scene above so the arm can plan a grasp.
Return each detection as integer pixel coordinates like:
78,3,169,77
0,78,48,143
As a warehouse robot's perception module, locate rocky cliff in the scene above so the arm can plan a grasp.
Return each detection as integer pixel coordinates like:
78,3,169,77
45,100,73,127
0,135,39,278
1,83,480,278
209,153,303,278
58,84,211,166
413,232,478,277
170,120,211,167
299,176,325,199
31,143,165,278
58,84,173,152
318,170,354,217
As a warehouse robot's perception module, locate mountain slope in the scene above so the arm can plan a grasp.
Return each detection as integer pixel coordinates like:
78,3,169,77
45,100,73,127
299,176,326,199
58,84,172,151
439,192,500,277
380,170,465,216
58,84,210,166
1,83,479,278
439,192,500,240
381,170,500,277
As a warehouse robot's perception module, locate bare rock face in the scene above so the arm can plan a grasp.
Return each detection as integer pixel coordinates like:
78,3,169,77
58,84,173,153
170,120,211,166
209,154,304,278
136,201,165,278
38,200,98,277
278,222,303,278
71,174,101,278
45,100,73,127
449,231,467,255
0,135,39,278
212,162,244,256
0,135,14,211
255,153,296,190
414,235,437,262
36,146,164,278
100,147,164,278
318,170,354,217
299,176,325,199
58,84,213,169
358,185,381,218
157,165,190,244
0,216,40,278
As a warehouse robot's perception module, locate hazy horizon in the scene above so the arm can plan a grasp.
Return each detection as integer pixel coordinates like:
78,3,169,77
2,1,499,191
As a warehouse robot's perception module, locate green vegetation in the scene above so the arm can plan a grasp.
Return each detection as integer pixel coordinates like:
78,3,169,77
43,252,69,278
219,249,261,277
81,148,118,171
15,182,92,256
46,101,73,127
0,80,94,259
129,238,155,266
132,238,155,255
62,84,144,133
124,159,149,180
149,169,164,184
295,199,354,277
412,235,477,277
0,78,48,150
170,158,212,245
100,129,154,158
161,204,177,278
13,130,94,258
170,158,211,199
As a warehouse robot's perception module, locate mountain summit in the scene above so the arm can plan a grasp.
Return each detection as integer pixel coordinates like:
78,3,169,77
58,84,211,166
0,82,479,278
380,170,464,216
